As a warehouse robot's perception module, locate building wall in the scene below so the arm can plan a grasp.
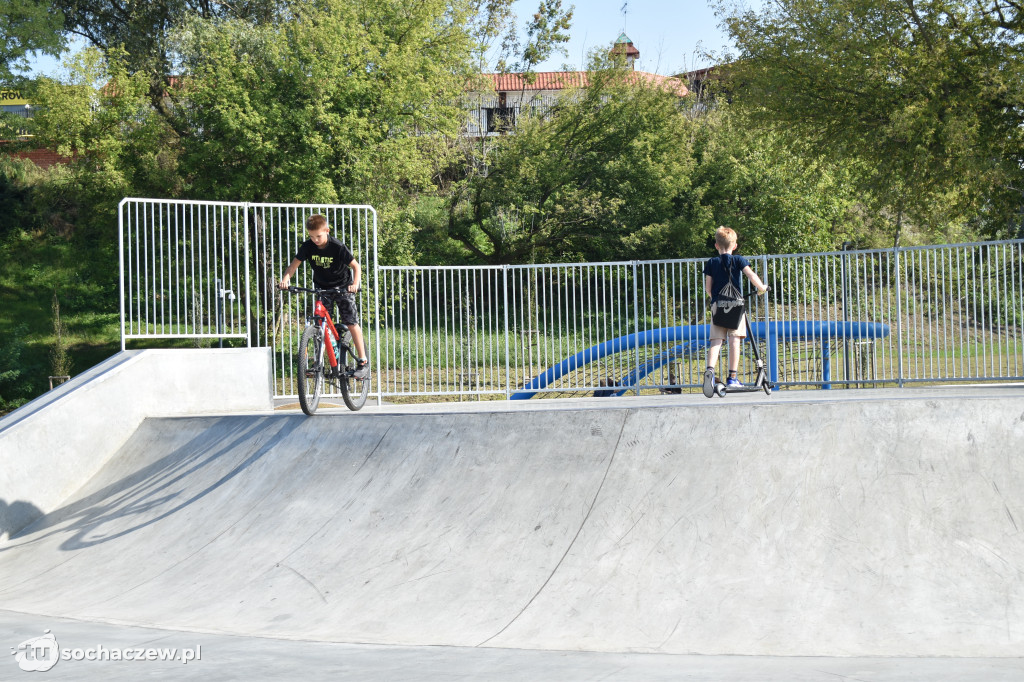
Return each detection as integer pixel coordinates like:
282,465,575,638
7,147,71,169
1,90,71,169
465,89,570,137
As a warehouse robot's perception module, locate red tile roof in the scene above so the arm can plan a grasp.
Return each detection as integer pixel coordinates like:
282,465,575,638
484,71,688,97
488,71,588,92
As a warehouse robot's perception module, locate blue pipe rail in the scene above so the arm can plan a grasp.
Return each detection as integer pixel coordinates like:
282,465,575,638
611,340,704,397
511,321,890,400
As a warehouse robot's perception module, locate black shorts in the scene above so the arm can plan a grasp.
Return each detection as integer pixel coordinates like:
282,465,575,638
319,290,360,327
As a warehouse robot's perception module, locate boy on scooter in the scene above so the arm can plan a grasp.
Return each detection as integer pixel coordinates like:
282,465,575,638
703,226,768,394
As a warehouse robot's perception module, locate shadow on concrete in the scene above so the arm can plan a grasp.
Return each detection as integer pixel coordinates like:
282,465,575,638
0,500,45,542
0,415,304,554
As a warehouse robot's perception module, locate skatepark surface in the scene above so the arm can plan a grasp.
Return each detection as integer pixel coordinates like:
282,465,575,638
2,350,1024,680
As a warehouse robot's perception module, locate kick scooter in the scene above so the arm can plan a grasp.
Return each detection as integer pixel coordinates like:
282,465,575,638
703,308,774,398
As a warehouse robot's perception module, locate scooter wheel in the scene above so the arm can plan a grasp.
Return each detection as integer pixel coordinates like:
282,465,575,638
715,383,727,398
763,383,772,396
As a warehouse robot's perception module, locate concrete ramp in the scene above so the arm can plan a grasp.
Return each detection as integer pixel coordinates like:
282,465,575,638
1,395,1023,657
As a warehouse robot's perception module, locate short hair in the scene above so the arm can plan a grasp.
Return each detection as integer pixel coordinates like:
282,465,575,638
715,226,737,250
306,214,329,232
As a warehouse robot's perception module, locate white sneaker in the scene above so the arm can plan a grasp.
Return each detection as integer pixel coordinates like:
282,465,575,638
702,367,716,398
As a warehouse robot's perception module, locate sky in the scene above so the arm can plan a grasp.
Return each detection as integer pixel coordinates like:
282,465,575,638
509,0,737,75
26,0,737,78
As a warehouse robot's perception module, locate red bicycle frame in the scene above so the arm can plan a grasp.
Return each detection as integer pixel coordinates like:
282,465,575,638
313,298,343,368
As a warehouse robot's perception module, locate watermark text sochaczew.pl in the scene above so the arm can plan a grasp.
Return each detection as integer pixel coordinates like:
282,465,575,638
11,629,202,673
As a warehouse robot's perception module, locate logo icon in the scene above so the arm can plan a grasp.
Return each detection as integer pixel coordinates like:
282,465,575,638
11,630,59,672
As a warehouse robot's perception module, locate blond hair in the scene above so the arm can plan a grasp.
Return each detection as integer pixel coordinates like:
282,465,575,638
714,226,737,250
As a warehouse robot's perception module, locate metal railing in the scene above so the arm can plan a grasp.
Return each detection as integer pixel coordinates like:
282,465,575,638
119,200,251,345
119,198,1024,401
377,242,1024,399
118,199,378,401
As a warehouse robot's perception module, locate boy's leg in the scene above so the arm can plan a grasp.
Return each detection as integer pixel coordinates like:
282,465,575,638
343,324,370,379
333,292,369,377
726,335,743,386
707,339,723,369
704,339,723,397
728,336,742,373
347,323,367,362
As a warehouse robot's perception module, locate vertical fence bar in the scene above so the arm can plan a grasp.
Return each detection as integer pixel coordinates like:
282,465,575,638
895,245,904,387
243,206,251,346
632,260,640,396
118,200,127,350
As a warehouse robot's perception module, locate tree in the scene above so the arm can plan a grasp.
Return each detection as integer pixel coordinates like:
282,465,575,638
165,0,479,264
497,0,574,96
716,0,1024,245
171,0,476,200
666,104,867,256
31,47,180,203
36,0,286,127
0,0,66,83
442,60,695,264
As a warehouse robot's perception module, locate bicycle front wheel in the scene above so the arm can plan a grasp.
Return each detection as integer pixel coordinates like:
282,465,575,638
297,325,325,416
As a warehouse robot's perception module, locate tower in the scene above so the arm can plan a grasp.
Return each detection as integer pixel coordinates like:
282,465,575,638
610,32,640,70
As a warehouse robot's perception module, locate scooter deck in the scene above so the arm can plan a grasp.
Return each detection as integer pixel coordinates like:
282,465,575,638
713,380,773,397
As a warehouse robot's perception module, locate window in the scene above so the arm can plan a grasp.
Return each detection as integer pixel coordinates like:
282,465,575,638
485,106,517,133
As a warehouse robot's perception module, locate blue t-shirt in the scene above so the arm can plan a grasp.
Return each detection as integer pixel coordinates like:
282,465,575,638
703,253,750,303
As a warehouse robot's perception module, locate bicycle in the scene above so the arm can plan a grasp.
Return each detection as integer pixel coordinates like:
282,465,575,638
285,285,370,414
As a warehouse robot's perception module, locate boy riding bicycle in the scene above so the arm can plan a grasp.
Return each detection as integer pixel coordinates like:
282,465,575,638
278,214,369,379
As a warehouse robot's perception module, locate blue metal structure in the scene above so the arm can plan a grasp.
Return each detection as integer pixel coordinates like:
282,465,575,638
511,321,891,399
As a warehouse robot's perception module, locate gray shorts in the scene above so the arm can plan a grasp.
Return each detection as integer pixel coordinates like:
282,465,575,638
319,291,360,327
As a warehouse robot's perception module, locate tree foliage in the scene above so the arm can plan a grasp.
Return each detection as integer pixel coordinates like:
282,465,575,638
443,61,695,264
31,48,180,202
674,105,866,255
0,324,36,412
496,0,574,80
169,0,476,207
0,0,66,83
717,0,1024,244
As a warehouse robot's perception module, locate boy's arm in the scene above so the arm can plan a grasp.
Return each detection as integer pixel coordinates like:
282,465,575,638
742,266,769,295
348,259,361,293
278,258,302,289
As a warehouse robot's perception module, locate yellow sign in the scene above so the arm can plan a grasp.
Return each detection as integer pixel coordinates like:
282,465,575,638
0,90,31,106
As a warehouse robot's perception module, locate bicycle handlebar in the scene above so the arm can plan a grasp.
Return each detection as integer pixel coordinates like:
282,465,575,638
284,285,360,295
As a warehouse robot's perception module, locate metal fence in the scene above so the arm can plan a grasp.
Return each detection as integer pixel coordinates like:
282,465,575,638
119,198,1024,401
118,199,378,400
378,242,1024,399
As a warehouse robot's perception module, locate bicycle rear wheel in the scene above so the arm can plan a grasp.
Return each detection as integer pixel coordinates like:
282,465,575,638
339,332,369,411
297,325,325,415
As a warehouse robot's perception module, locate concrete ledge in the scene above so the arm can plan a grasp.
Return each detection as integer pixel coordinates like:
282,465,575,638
0,348,273,539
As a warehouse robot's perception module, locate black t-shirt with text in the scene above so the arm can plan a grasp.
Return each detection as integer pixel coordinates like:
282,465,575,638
294,236,355,288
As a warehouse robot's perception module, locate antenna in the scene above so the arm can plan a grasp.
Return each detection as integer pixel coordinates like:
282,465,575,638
621,2,628,31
